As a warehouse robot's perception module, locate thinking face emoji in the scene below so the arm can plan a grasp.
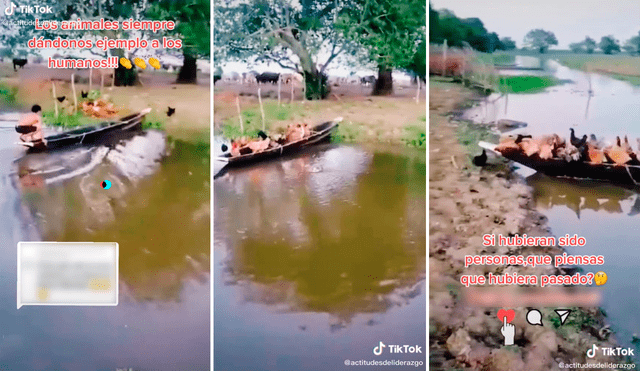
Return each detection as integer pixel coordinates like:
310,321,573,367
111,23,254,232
594,271,607,286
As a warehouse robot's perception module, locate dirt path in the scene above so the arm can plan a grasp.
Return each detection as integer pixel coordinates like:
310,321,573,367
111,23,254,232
429,79,624,371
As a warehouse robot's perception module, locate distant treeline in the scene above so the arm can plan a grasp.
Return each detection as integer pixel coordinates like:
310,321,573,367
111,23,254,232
429,3,515,53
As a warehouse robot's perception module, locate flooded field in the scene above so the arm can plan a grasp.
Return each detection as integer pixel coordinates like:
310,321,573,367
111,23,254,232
0,117,210,370
214,144,426,370
464,58,640,359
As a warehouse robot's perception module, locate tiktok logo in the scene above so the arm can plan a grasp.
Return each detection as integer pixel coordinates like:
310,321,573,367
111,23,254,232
4,2,16,15
587,344,599,358
373,341,386,356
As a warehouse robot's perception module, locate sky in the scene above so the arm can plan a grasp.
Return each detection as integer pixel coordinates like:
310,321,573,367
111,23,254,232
430,0,640,49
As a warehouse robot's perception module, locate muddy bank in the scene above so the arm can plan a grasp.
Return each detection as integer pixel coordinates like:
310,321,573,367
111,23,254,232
429,79,629,370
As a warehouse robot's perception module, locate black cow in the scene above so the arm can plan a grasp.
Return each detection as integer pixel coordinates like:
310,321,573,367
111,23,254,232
214,74,222,84
13,58,27,71
361,75,376,86
255,72,280,84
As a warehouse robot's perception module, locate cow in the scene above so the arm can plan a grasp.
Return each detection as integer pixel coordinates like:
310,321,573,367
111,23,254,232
255,72,280,84
361,75,376,86
214,74,222,84
13,58,27,71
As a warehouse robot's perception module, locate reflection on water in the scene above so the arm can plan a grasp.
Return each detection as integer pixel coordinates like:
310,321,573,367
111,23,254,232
214,145,426,370
527,173,638,218
0,121,210,370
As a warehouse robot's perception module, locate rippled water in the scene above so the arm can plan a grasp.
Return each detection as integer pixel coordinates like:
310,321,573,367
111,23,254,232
214,144,426,370
0,117,210,370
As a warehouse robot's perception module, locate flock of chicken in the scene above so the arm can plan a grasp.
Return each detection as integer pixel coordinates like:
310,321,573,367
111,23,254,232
495,128,640,165
228,123,312,157
80,97,119,119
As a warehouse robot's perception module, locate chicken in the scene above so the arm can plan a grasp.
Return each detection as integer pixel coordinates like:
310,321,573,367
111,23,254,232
247,138,271,153
518,138,540,157
604,136,632,165
286,124,305,142
495,139,520,157
587,146,606,164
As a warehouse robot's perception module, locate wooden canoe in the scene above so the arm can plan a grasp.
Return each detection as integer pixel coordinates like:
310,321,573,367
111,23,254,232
216,118,341,167
479,141,640,186
21,108,151,152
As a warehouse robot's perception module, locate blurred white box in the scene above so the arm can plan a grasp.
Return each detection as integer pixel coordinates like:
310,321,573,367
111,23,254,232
17,242,118,309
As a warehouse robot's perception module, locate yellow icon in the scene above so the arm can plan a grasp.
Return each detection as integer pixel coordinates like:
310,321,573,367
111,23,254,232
89,277,111,291
594,271,607,286
133,57,146,70
37,287,49,302
148,57,161,70
120,57,132,69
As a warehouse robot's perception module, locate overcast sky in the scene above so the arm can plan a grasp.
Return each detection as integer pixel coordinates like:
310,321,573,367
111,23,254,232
430,0,640,49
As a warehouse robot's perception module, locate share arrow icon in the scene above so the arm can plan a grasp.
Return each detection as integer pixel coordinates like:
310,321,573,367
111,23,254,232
554,309,572,325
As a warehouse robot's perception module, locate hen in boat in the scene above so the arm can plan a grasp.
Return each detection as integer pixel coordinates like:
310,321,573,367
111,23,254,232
604,136,632,165
569,128,587,148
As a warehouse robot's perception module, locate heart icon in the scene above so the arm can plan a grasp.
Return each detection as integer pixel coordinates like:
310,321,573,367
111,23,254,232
497,309,515,324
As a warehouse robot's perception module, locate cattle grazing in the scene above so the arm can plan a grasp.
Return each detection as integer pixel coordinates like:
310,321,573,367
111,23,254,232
361,75,376,86
13,58,27,71
255,72,280,84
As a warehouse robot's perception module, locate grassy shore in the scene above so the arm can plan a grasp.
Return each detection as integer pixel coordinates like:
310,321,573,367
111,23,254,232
498,49,640,86
214,90,427,149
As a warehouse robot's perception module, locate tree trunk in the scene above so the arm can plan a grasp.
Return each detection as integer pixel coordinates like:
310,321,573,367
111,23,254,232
113,49,139,86
303,70,330,100
373,66,393,96
177,52,197,84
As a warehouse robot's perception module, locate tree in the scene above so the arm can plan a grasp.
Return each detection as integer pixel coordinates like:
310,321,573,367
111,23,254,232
147,0,210,84
584,36,596,53
599,35,621,54
623,32,640,55
569,42,584,53
523,29,558,53
337,0,426,95
500,37,516,51
215,0,353,100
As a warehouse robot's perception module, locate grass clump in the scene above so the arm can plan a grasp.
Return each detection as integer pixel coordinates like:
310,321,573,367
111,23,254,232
0,83,18,105
497,75,558,94
403,125,426,148
42,110,97,128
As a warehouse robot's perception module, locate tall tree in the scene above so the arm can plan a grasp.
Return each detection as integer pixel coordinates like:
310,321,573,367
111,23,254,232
599,35,621,54
500,37,516,51
523,29,558,53
337,0,426,95
215,0,352,100
583,36,596,53
148,0,210,84
623,32,640,55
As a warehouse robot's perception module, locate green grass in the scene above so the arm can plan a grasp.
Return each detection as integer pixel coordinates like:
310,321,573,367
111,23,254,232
497,75,558,94
403,125,426,148
220,102,309,139
0,83,18,105
332,121,364,144
42,110,98,128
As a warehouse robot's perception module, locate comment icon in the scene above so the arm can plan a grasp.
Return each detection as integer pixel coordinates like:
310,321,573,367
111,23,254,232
526,309,543,326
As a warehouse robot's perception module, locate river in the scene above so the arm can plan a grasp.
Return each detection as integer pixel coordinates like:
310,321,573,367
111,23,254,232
214,144,426,370
0,117,210,370
463,56,640,360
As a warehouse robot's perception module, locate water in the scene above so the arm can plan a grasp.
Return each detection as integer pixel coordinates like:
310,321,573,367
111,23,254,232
214,144,426,370
0,118,210,370
464,58,640,357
